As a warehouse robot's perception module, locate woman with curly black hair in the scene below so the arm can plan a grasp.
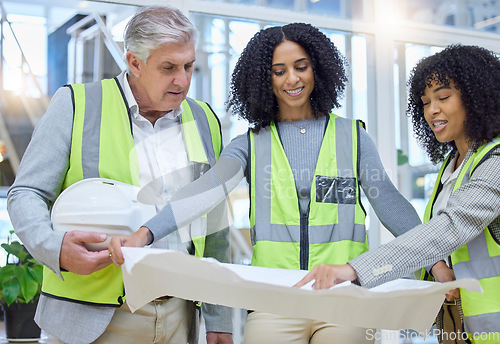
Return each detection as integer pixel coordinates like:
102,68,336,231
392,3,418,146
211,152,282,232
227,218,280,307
225,22,420,344
226,22,347,131
109,22,421,343
297,44,500,343
408,44,500,165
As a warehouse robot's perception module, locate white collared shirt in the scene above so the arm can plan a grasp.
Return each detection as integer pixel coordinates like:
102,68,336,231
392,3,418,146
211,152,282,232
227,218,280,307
118,72,192,252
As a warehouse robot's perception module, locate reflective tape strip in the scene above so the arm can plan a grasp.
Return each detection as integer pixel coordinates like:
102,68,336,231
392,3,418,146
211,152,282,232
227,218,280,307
453,232,500,280
334,117,355,227
310,223,366,243
334,117,354,177
465,312,500,334
253,126,272,226
189,98,222,160
185,98,217,167
81,81,102,179
251,223,366,244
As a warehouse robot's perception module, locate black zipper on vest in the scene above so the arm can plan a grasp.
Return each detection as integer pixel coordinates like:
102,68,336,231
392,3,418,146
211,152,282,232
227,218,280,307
300,211,309,270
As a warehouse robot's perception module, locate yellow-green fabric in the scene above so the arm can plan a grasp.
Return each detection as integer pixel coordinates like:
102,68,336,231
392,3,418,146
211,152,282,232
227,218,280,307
424,139,500,342
43,78,221,306
249,114,367,270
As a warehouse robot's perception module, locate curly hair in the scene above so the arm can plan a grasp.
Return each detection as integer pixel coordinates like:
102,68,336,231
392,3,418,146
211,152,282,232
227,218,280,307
226,22,348,131
407,44,500,164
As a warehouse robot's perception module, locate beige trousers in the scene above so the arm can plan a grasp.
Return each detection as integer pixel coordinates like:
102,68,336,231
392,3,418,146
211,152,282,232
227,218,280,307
94,298,194,344
244,312,374,344
53,297,195,344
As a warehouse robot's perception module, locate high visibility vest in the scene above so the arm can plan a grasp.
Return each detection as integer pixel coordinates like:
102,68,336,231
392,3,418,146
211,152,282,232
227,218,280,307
424,138,500,343
42,77,222,306
249,114,367,270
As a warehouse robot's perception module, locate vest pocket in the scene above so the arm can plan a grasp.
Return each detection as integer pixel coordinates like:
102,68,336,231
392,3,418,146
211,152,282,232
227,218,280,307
315,176,356,204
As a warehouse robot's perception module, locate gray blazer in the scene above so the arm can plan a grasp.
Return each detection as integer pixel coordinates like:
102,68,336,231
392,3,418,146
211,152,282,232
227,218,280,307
350,145,500,288
7,75,232,343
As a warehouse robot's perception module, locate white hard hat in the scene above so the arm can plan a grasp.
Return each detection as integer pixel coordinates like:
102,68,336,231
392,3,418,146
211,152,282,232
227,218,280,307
51,178,156,251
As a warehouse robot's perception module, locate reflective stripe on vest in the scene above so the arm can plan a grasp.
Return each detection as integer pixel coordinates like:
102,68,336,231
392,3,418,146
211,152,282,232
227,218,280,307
249,114,367,270
43,78,221,306
424,138,500,338
181,98,222,254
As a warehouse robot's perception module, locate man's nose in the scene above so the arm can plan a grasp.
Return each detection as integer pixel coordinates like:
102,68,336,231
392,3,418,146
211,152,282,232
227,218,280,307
173,69,190,87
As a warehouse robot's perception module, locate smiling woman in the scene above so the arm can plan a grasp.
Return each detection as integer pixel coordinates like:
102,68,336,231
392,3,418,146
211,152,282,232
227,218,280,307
296,44,500,344
227,23,348,132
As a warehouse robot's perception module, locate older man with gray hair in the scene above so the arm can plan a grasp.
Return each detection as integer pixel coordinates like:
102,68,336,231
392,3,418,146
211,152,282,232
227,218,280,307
8,5,233,344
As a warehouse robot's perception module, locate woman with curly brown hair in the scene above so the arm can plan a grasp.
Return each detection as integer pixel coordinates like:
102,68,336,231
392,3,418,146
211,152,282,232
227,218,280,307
223,22,420,344
109,22,421,343
297,44,500,343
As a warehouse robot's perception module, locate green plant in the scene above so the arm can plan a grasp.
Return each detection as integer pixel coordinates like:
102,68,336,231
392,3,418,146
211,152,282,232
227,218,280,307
397,149,409,166
0,233,42,306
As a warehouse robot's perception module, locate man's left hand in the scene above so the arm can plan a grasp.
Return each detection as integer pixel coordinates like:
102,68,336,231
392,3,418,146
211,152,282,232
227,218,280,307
206,332,233,344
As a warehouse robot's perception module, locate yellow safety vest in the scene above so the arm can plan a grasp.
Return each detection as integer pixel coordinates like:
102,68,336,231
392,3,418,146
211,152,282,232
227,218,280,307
424,138,500,343
42,77,222,306
249,114,367,270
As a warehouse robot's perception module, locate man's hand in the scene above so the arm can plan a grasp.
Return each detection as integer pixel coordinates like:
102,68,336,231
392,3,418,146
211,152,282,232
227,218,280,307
108,226,152,266
431,261,460,301
206,332,233,344
60,230,111,274
294,264,358,290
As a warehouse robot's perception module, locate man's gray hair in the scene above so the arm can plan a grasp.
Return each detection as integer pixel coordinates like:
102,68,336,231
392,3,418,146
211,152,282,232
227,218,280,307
124,5,197,65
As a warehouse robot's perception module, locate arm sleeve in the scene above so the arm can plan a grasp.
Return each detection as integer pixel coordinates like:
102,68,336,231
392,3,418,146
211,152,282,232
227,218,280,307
144,136,247,242
7,87,74,278
358,128,422,236
350,148,500,288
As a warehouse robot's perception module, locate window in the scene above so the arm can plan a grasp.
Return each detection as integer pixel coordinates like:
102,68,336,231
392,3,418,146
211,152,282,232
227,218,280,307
2,14,47,96
396,0,500,33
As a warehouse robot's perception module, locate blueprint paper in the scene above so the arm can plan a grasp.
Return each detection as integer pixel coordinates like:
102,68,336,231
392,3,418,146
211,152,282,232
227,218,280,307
121,247,481,333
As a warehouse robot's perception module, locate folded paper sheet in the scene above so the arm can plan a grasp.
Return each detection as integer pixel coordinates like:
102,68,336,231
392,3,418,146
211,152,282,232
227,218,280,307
122,247,481,333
